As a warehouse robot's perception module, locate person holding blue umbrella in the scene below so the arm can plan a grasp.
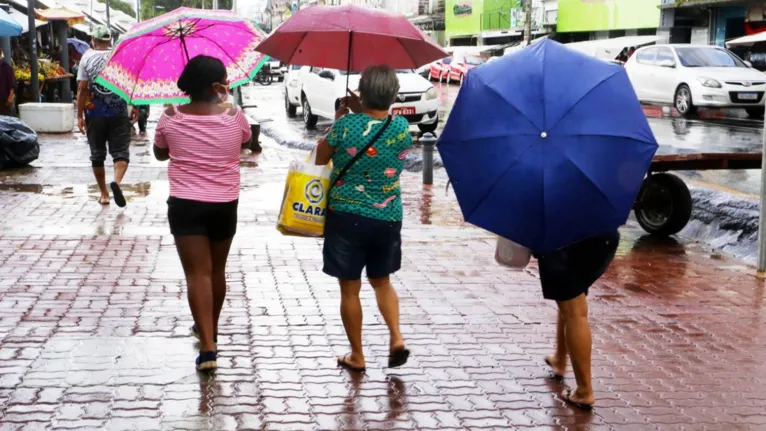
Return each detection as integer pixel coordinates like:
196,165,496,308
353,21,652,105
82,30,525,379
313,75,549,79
438,39,658,410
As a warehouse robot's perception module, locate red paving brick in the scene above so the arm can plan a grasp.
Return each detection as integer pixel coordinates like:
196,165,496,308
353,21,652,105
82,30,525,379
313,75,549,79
0,116,765,429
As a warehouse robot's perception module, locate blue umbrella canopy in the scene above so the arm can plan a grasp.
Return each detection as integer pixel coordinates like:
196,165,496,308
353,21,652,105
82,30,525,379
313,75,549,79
438,39,658,253
0,8,22,37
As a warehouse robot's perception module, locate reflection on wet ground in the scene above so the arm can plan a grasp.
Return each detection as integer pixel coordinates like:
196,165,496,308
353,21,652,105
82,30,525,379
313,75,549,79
2,106,766,429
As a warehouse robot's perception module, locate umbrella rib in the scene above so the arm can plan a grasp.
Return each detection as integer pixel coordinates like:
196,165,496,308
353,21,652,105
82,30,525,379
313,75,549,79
463,137,539,221
186,34,252,78
545,70,620,132
474,75,541,132
395,36,416,68
283,32,309,65
564,154,621,215
122,37,180,103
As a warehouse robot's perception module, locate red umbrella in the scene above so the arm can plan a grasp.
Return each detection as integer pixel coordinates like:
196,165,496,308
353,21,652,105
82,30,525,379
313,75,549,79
255,5,447,72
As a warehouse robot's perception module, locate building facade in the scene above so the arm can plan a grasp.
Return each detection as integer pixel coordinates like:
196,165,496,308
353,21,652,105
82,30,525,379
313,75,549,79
659,0,766,48
444,0,552,46
555,0,661,42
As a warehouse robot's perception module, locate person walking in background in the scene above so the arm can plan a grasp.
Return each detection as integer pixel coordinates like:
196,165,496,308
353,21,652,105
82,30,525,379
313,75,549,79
153,55,252,372
76,25,137,206
137,106,150,135
314,65,411,372
0,51,15,117
540,230,620,410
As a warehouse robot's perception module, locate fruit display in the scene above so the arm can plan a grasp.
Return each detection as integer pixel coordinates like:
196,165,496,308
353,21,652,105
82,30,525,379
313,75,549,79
14,61,69,83
14,67,44,83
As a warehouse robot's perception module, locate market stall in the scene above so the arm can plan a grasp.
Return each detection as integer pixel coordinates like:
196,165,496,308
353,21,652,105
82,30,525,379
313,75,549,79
32,6,85,103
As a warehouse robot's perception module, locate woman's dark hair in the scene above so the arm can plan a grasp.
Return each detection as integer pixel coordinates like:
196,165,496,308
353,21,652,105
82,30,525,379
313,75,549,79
177,55,227,102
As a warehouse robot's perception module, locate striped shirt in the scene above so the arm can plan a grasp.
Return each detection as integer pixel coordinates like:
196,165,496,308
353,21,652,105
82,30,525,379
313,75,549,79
154,107,252,203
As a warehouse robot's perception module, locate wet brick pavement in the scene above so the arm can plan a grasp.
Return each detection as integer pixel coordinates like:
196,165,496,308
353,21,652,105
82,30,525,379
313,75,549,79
0,110,765,430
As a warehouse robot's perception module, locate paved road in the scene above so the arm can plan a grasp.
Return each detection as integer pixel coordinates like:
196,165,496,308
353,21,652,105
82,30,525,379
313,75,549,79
0,111,765,429
246,81,766,197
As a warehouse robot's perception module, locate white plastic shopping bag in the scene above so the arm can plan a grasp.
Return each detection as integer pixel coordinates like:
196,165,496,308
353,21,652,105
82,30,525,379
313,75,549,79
495,236,532,270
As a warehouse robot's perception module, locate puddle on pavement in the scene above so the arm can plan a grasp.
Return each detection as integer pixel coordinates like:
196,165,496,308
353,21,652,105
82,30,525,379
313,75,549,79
0,181,159,200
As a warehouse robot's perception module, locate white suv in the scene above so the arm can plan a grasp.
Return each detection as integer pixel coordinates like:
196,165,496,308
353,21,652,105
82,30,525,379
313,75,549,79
625,44,766,118
288,67,440,133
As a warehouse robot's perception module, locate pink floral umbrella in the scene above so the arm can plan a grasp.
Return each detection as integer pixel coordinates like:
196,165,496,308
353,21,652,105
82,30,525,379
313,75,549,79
97,8,267,105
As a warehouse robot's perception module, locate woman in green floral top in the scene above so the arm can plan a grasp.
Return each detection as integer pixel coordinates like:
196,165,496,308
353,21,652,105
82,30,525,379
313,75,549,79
315,65,412,372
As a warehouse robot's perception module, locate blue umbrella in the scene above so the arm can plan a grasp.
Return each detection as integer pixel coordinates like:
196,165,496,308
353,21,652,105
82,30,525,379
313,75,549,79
0,8,22,37
68,38,90,55
438,39,658,254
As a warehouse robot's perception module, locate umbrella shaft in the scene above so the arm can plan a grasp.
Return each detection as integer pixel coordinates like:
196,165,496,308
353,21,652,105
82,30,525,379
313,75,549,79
345,31,353,91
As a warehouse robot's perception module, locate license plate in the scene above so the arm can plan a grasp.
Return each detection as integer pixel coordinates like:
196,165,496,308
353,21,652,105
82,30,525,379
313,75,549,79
739,92,758,100
392,107,416,116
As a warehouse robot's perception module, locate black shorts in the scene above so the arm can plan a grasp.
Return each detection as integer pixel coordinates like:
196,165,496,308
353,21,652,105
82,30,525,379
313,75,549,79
86,116,131,168
537,230,620,302
322,210,403,280
167,197,238,241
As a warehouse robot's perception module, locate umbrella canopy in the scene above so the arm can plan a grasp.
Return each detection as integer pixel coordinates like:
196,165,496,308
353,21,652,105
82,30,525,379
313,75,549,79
255,4,447,71
0,7,22,37
438,39,658,254
97,7,268,105
68,38,89,55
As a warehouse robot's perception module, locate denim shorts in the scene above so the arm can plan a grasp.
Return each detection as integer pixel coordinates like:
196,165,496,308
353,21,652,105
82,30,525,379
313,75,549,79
537,230,620,302
322,210,403,280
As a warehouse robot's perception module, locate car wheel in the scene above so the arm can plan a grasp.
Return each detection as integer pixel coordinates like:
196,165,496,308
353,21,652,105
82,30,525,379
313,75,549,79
418,118,439,135
746,107,765,119
674,85,696,118
285,93,297,117
302,98,318,128
459,73,464,86
634,173,692,236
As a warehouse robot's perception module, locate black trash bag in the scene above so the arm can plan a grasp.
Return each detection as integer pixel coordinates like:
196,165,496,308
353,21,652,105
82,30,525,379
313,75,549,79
0,116,40,170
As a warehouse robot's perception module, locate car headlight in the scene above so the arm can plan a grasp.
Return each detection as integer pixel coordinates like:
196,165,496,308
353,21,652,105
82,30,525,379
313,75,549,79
697,77,721,88
424,87,437,100
289,79,299,88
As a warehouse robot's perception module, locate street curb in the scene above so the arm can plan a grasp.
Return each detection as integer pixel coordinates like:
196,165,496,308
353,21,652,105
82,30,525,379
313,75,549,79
683,186,759,264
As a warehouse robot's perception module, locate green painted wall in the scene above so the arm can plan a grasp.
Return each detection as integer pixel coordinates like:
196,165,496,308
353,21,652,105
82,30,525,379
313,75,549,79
557,0,661,32
446,0,483,39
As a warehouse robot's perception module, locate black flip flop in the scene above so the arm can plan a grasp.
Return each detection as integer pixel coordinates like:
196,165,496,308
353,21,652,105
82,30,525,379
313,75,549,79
388,348,410,368
110,182,126,208
337,354,366,372
544,357,565,381
561,389,594,411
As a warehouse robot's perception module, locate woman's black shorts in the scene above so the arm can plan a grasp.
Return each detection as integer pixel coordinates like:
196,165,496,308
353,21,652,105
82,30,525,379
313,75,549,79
167,197,238,241
323,210,403,280
537,230,620,302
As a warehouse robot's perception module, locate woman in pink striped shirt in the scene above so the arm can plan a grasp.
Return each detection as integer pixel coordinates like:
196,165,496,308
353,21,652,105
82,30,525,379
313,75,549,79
154,55,252,372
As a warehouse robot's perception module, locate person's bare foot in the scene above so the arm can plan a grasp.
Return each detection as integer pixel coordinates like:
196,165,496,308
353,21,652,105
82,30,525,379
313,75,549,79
98,195,110,205
337,352,366,372
545,354,567,379
561,388,595,410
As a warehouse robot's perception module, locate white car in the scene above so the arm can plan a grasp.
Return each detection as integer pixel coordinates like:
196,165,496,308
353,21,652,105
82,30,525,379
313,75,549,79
284,65,309,118
289,67,440,133
625,44,766,118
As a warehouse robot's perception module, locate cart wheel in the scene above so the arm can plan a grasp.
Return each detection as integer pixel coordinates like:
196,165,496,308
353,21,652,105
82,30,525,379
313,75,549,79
635,173,692,236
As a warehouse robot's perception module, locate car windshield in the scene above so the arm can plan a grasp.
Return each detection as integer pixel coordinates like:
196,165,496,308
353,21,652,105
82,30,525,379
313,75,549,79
290,64,302,70
443,58,452,64
675,47,745,68
465,56,485,66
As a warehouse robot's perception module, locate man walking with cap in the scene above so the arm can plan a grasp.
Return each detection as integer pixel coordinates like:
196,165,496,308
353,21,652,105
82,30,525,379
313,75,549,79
76,25,137,206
